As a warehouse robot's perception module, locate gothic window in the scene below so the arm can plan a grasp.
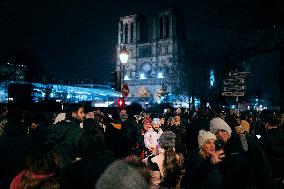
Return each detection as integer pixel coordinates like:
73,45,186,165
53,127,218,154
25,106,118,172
124,23,128,43
120,21,123,44
165,16,170,38
160,17,164,39
130,22,134,43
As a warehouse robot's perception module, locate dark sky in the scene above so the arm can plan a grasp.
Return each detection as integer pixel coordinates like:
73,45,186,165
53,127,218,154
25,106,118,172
0,0,280,82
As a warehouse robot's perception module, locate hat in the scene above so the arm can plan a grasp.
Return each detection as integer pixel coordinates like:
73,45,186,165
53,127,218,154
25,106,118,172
198,130,217,148
152,118,160,125
210,117,232,138
158,131,176,148
95,159,149,189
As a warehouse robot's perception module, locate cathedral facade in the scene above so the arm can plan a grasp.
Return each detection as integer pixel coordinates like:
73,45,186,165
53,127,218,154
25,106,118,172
116,8,187,102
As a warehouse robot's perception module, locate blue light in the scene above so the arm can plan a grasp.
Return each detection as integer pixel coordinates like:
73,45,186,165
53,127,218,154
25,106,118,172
210,70,215,87
124,75,131,80
157,72,164,78
140,73,146,80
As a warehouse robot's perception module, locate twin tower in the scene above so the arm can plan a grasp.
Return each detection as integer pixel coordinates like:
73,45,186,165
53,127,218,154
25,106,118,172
116,8,187,101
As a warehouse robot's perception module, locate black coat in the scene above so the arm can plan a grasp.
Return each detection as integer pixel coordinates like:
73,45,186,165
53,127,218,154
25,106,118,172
47,120,85,166
258,128,284,179
62,150,115,189
0,120,34,189
186,150,223,189
220,134,272,188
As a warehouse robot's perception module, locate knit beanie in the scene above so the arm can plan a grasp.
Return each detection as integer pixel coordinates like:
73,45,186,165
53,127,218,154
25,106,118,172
210,117,232,138
198,130,217,148
158,131,176,149
95,159,149,189
152,118,160,125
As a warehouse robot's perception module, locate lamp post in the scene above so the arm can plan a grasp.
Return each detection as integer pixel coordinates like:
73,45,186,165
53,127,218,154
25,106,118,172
119,45,129,90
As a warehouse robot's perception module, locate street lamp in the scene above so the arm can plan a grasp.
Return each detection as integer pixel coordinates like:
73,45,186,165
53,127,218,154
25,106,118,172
119,45,129,88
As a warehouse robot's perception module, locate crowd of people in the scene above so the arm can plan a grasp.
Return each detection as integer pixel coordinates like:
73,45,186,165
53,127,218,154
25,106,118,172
0,103,283,189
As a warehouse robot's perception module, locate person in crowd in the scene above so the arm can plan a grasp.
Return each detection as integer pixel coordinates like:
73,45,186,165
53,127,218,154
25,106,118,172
186,108,211,154
120,109,128,123
210,117,272,188
0,109,34,189
135,118,152,158
62,125,115,189
159,115,166,130
144,131,184,189
237,113,250,134
119,104,142,157
144,118,163,155
167,115,187,156
47,103,86,166
258,111,284,187
104,110,122,153
10,144,62,189
187,130,224,189
95,155,151,189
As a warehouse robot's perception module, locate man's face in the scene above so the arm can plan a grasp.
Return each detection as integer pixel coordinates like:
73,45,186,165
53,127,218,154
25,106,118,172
72,107,85,122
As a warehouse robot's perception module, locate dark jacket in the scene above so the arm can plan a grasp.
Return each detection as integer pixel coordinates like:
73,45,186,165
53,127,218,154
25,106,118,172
258,128,284,180
120,116,140,156
62,151,115,189
0,120,34,189
187,150,223,189
47,120,85,166
220,134,271,188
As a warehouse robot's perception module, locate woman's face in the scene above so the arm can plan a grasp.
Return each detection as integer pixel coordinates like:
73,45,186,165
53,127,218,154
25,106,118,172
216,130,230,143
202,139,216,156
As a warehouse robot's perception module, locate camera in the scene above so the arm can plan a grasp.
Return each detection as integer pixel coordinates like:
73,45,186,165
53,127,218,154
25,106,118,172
215,139,225,151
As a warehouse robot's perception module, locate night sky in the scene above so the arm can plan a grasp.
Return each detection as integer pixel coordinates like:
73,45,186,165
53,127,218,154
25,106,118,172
0,0,281,82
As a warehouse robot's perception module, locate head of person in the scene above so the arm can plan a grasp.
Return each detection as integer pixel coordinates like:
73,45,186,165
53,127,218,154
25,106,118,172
210,117,232,143
159,131,176,150
172,115,181,126
263,111,280,130
198,130,217,157
17,145,62,189
152,118,161,130
66,103,85,122
159,115,165,125
95,155,151,189
143,120,152,131
120,109,128,122
176,108,182,115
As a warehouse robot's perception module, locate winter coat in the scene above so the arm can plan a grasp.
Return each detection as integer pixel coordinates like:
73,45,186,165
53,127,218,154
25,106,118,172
0,120,34,189
220,133,272,188
62,150,115,189
144,128,163,149
187,150,223,189
120,117,140,156
47,120,85,167
258,128,284,180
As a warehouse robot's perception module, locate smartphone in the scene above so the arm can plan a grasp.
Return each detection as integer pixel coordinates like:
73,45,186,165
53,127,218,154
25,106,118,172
215,140,225,151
